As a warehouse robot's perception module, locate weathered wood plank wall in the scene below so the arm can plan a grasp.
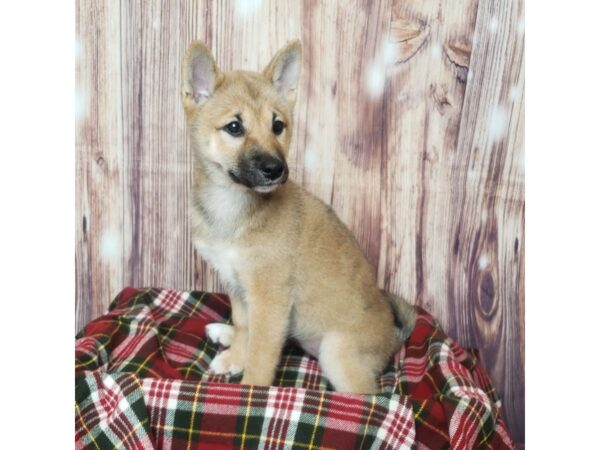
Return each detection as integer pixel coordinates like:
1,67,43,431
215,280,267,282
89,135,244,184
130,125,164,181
75,0,524,443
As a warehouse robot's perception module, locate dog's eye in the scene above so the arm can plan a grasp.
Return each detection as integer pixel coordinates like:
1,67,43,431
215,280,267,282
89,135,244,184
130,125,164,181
223,121,244,137
272,120,285,136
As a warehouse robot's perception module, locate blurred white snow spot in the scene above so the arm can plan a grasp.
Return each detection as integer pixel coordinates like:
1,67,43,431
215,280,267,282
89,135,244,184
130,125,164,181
478,254,489,270
382,39,396,66
75,89,88,127
152,17,161,30
488,106,508,142
430,42,442,60
488,17,499,33
366,63,386,98
75,37,82,62
235,0,262,16
100,229,121,262
509,85,520,101
303,146,318,170
517,17,525,35
363,40,400,99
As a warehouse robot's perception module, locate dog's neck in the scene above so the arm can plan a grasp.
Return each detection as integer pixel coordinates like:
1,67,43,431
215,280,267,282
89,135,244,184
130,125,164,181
191,161,268,237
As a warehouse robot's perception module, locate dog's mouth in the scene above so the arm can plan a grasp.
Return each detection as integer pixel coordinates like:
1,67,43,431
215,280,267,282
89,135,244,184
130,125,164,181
228,151,289,193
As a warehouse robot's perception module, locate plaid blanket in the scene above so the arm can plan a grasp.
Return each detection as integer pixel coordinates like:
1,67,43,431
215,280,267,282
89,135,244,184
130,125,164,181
75,288,514,449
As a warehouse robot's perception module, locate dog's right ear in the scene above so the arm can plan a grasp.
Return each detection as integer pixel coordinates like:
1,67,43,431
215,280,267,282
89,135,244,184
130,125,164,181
263,40,302,106
181,41,220,108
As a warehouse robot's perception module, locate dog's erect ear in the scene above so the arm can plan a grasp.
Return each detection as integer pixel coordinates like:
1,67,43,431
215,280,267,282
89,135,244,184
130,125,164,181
181,41,220,107
263,40,302,105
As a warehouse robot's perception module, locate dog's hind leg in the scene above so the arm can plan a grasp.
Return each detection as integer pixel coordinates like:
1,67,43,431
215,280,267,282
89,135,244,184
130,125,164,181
318,332,384,394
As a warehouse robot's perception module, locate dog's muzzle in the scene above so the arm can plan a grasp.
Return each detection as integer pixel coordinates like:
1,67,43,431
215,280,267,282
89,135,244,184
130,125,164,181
228,151,289,193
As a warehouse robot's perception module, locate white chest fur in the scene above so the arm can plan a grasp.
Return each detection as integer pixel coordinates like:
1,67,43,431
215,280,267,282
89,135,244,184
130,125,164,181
195,239,240,288
191,178,255,290
199,182,250,235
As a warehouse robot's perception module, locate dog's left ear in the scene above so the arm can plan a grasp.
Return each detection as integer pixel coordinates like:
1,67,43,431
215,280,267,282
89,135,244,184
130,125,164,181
263,40,302,105
181,41,220,109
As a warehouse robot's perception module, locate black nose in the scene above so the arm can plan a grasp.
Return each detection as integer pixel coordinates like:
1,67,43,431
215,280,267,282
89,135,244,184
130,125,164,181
258,155,284,181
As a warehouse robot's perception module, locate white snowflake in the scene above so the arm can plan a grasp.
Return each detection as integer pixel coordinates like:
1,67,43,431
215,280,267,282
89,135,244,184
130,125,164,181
100,229,122,262
363,40,400,99
488,17,499,33
75,36,82,62
365,63,386,98
517,17,525,35
382,39,396,66
430,42,442,60
303,146,318,170
234,0,262,16
75,88,88,127
488,105,508,143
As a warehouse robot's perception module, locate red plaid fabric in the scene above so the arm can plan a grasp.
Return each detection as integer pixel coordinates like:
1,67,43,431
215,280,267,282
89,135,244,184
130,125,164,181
75,288,515,449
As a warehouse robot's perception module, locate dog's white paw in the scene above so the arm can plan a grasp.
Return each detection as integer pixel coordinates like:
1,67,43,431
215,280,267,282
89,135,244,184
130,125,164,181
205,323,234,347
210,350,243,375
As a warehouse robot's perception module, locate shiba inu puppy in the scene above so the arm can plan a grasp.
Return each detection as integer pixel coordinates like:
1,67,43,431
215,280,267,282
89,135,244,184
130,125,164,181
180,39,416,393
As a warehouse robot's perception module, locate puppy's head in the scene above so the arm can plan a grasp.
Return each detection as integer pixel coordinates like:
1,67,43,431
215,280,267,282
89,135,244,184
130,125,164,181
181,40,301,193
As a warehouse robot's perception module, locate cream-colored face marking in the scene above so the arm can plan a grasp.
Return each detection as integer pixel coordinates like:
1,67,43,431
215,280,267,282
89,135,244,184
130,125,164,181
189,72,294,184
253,184,280,193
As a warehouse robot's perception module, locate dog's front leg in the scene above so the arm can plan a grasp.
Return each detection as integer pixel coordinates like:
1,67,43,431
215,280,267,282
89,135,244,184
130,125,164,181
209,294,248,375
241,286,290,387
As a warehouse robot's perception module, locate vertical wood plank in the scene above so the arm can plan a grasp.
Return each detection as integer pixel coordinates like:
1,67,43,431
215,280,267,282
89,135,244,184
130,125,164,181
380,0,480,331
120,0,199,297
119,0,143,297
75,0,125,328
447,0,524,441
293,0,339,204
331,0,393,269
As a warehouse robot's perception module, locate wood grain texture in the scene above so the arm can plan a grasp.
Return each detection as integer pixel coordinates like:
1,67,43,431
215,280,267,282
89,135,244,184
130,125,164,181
75,0,524,443
447,0,525,441
76,0,125,324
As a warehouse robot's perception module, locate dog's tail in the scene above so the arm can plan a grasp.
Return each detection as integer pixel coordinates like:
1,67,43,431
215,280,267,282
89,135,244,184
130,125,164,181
381,290,417,343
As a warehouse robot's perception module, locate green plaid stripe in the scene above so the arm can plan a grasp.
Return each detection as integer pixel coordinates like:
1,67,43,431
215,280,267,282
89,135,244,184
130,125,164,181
75,373,153,449
75,288,514,449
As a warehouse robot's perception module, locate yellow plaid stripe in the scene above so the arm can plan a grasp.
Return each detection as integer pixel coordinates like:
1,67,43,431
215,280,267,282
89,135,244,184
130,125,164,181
186,382,204,450
113,417,150,450
240,385,254,449
413,400,450,441
75,402,101,450
358,397,377,449
308,391,326,449
76,289,512,449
